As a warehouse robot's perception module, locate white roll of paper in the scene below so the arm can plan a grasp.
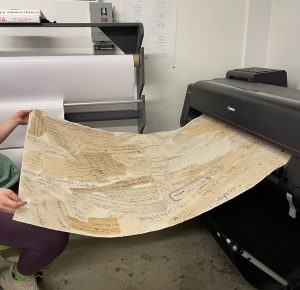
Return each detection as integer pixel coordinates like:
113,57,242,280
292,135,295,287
0,54,137,168
0,55,136,104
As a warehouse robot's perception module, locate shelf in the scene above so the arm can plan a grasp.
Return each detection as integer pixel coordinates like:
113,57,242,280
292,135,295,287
0,22,144,54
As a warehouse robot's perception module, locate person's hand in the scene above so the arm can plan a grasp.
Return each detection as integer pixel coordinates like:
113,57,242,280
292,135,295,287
0,188,27,214
11,110,32,126
0,110,33,144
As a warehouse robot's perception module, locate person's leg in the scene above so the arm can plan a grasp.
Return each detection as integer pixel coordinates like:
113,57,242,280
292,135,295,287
0,210,69,275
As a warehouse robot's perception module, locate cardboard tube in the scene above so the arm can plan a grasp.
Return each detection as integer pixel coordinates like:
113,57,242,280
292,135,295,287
133,54,140,67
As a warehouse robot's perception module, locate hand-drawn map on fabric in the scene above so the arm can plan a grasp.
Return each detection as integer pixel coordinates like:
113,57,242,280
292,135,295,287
13,110,290,237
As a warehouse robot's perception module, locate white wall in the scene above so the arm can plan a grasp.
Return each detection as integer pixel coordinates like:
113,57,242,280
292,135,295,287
0,0,93,55
0,0,248,133
242,0,272,67
242,0,300,90
144,0,248,132
266,0,300,90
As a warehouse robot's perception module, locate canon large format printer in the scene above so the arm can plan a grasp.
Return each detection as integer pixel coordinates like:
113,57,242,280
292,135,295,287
180,68,300,290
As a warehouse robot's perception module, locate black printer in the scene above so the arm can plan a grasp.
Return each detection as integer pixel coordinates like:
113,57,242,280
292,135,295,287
180,68,300,290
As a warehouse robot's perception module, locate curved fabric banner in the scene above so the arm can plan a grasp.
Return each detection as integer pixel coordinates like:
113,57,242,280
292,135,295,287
13,110,290,237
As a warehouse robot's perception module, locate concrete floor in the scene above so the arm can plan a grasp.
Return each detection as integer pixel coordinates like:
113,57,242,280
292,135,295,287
0,219,255,290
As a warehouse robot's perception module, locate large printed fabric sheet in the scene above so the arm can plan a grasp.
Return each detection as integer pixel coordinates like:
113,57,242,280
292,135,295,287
13,110,290,237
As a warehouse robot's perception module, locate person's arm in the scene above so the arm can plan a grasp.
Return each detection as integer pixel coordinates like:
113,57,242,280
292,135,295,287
0,110,32,213
0,110,32,144
0,188,26,214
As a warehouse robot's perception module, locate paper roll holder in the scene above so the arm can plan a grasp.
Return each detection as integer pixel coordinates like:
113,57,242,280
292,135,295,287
0,22,146,134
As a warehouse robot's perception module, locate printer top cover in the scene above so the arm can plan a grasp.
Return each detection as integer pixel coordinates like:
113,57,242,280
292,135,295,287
181,78,300,156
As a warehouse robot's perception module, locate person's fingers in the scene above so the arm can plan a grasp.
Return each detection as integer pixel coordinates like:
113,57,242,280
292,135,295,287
4,189,22,202
22,110,32,120
1,206,15,214
13,110,32,125
0,200,26,214
18,109,32,116
0,189,27,213
15,201,27,208
3,199,19,209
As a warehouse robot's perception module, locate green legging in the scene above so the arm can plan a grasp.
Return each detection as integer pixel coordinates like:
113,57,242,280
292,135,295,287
0,245,10,251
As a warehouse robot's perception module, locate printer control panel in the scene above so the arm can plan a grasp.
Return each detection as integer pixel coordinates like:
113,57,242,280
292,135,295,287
226,67,287,87
89,2,114,55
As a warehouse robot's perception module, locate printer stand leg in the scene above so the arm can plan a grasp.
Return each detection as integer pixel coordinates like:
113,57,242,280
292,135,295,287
239,249,289,288
219,233,291,289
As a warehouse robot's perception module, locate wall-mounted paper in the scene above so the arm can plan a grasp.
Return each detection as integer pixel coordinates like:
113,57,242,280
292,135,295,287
123,0,177,70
